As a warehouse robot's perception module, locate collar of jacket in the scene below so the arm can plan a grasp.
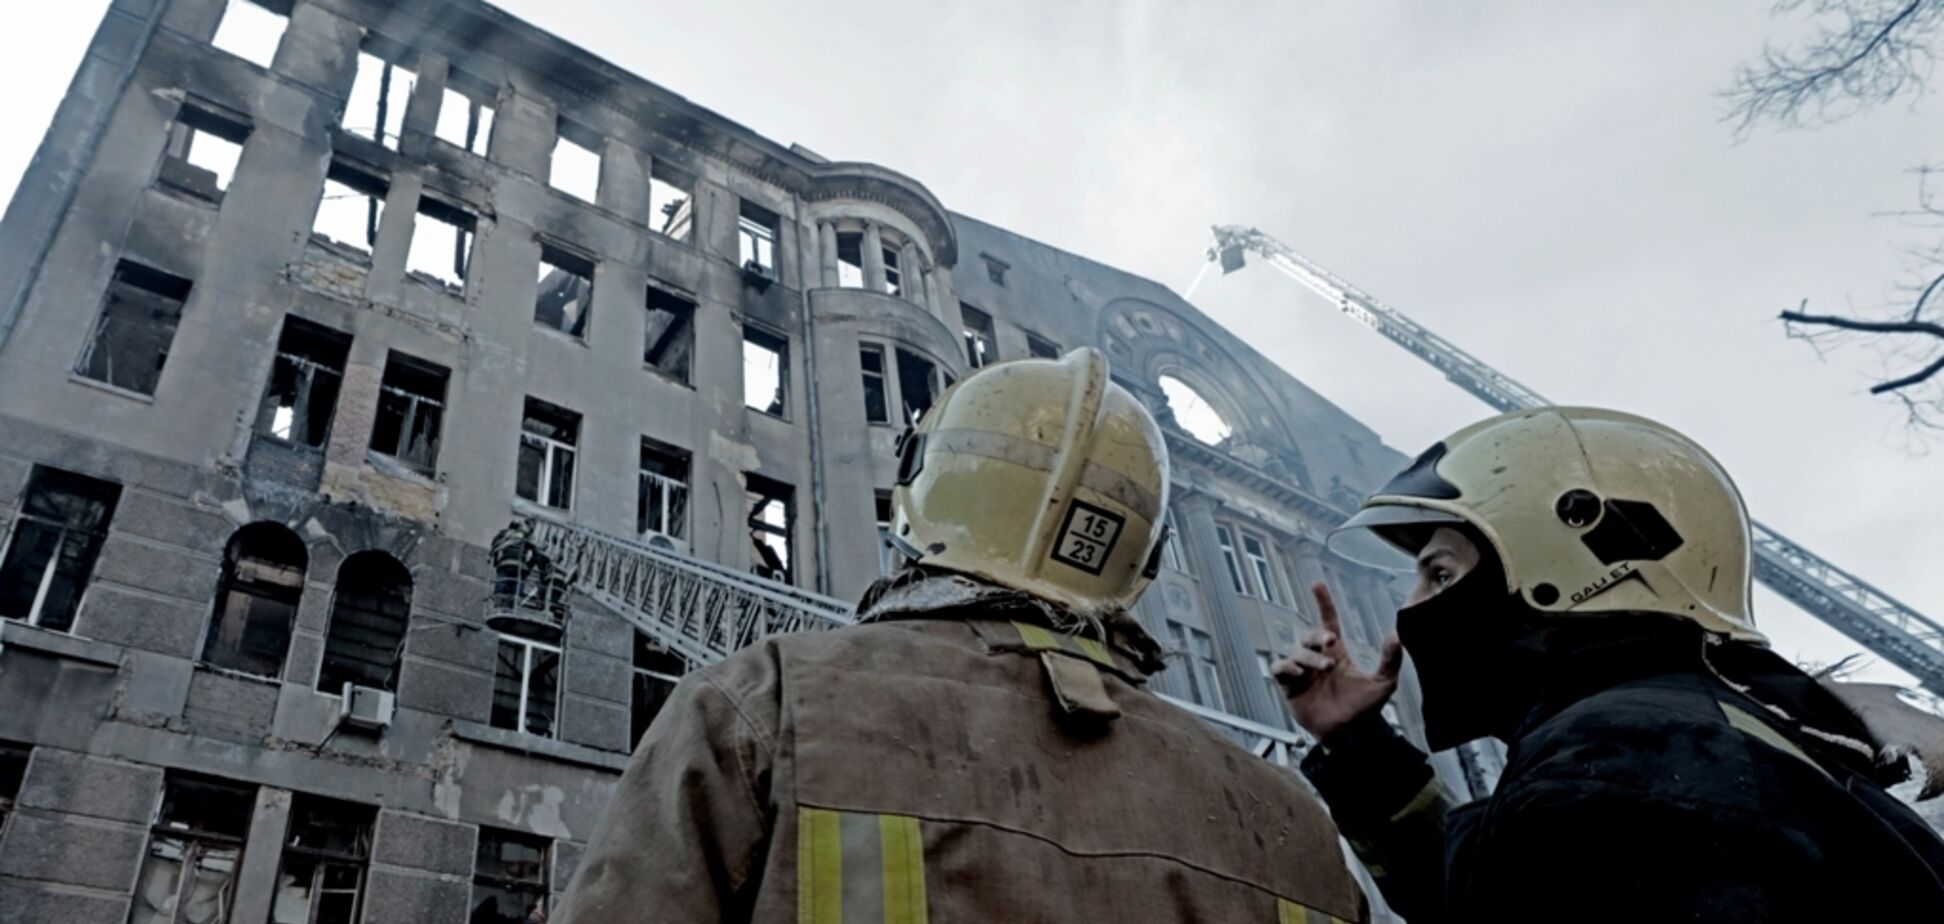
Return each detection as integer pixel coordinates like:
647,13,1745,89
854,566,1167,675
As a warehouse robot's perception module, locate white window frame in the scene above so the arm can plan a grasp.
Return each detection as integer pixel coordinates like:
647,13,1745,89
739,215,776,273
519,431,576,511
859,343,890,425
1170,622,1225,712
881,246,902,296
497,634,561,739
1214,525,1248,596
637,468,688,541
0,520,75,629
1241,531,1280,604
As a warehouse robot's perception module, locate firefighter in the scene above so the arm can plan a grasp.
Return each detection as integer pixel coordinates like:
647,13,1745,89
1275,407,1944,922
560,348,1366,923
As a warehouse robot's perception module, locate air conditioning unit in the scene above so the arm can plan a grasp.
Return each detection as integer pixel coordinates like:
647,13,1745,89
339,683,396,731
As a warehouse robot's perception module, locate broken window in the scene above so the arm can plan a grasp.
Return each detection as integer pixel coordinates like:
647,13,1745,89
318,552,412,695
961,304,997,368
875,492,899,576
1167,622,1224,712
858,344,889,425
312,158,388,257
405,195,476,291
1214,525,1247,596
984,254,1009,287
210,0,289,69
345,51,414,150
369,352,448,476
0,466,120,633
882,246,902,297
746,475,794,585
257,316,351,448
201,523,307,678
517,398,579,510
742,326,788,417
129,773,257,924
637,439,690,541
835,232,864,288
895,348,938,425
630,633,684,748
739,201,778,276
550,128,601,202
472,827,550,924
642,285,695,382
271,795,373,924
491,634,560,738
534,243,594,338
1025,331,1061,359
434,84,495,156
649,163,692,241
159,104,249,202
0,743,25,835
1242,531,1280,604
75,260,192,396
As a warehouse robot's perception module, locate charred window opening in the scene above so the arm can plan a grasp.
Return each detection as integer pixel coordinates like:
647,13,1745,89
630,633,685,748
472,827,550,923
345,51,415,150
492,633,560,738
534,243,594,338
0,466,120,633
130,774,257,924
858,344,889,425
739,201,778,276
406,195,477,292
76,260,192,396
882,246,902,297
434,76,495,156
550,124,601,202
637,439,690,541
642,285,695,382
1167,621,1224,711
835,232,864,288
984,255,1009,287
369,352,448,476
312,157,388,258
0,743,25,835
961,304,997,368
160,103,250,202
746,475,795,586
742,326,789,417
895,348,939,425
1025,331,1061,359
201,523,307,678
271,795,373,924
1242,531,1280,604
318,552,412,695
210,0,290,69
517,398,579,511
257,316,351,449
649,163,693,241
876,492,899,576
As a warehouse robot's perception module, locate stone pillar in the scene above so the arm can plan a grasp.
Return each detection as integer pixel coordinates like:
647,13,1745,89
227,787,295,924
901,242,924,308
399,53,447,159
819,221,839,288
597,139,652,227
1175,494,1281,724
861,222,886,293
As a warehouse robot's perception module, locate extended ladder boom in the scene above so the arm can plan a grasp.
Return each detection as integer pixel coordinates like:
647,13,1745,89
1210,225,1944,694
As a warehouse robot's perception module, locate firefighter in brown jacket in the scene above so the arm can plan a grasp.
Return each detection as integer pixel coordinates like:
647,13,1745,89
559,348,1365,923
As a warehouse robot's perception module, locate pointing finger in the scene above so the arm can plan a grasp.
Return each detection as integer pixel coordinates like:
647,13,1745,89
1312,581,1343,636
1374,631,1405,683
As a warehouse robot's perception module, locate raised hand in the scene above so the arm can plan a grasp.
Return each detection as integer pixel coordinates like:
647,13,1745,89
1273,581,1405,742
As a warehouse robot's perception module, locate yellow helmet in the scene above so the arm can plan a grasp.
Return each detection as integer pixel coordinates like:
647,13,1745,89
1333,407,1763,643
889,347,1170,616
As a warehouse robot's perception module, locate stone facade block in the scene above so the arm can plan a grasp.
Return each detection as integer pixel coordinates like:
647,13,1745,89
183,669,279,742
0,878,132,924
91,535,221,606
75,583,207,659
560,697,629,754
373,810,477,876
362,867,472,924
397,656,493,723
0,811,149,891
563,650,628,704
18,750,163,824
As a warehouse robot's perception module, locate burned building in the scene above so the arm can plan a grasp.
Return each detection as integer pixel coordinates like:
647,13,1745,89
0,1,1461,921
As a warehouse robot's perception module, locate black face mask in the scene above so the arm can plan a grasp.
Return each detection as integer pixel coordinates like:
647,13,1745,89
1395,555,1546,751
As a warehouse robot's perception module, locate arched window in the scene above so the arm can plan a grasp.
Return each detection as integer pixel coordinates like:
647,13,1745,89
202,523,307,677
318,551,413,694
1158,374,1234,446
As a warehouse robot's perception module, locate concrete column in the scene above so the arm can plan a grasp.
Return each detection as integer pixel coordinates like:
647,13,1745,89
364,172,423,307
1176,494,1281,724
597,138,652,226
227,787,295,924
900,242,924,308
818,221,839,288
861,222,886,293
399,53,448,159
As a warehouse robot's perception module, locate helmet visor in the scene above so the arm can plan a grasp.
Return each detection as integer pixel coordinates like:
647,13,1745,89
1325,504,1471,572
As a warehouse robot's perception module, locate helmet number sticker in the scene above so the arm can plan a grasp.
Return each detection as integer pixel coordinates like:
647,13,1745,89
1052,500,1124,576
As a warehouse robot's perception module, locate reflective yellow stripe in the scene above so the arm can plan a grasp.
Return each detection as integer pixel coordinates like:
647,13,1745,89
1387,778,1448,824
879,813,928,924
1277,897,1308,924
1719,701,1831,778
1072,636,1115,667
798,808,842,924
1013,621,1117,668
1013,622,1061,652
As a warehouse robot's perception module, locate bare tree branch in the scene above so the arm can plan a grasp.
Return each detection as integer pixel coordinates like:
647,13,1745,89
1779,308,1944,339
1726,0,1944,131
1874,353,1944,391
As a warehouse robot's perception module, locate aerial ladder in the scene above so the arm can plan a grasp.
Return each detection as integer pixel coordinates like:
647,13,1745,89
1202,225,1944,695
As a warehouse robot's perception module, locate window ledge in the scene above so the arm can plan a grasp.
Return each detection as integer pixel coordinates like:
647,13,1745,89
68,374,156,404
745,407,792,425
640,364,696,391
0,619,121,668
365,450,439,485
194,662,285,687
406,271,468,301
511,497,572,523
449,719,629,772
533,323,593,348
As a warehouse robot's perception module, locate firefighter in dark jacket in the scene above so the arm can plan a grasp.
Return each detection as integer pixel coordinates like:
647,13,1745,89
1276,406,1944,922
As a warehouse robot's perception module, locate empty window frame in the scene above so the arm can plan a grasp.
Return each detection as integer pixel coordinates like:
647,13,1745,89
1214,525,1247,596
270,795,373,924
1025,331,1061,359
517,398,579,510
129,774,257,924
881,246,902,297
642,285,696,382
637,439,690,541
404,195,476,291
534,243,594,338
875,491,899,577
550,127,601,202
210,0,289,69
433,83,495,156
648,163,693,241
312,158,388,257
472,827,550,923
742,326,789,417
1168,622,1224,711
835,232,865,288
858,344,890,425
1241,531,1280,604
630,633,684,748
159,104,249,202
369,352,448,475
0,467,120,633
75,260,192,396
739,201,778,275
746,475,794,585
491,633,560,738
318,551,412,694
344,51,414,150
1160,509,1185,572
257,316,351,448
202,523,307,677
895,348,938,425
0,743,25,835
961,304,997,368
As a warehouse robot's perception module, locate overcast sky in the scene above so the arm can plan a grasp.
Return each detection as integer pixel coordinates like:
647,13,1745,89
5,2,1940,682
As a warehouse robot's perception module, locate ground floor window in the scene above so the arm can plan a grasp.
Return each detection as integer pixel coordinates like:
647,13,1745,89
471,826,550,924
492,634,561,738
271,795,374,924
129,773,257,924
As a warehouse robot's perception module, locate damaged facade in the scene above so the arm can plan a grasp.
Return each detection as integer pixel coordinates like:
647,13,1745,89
0,1,1469,921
